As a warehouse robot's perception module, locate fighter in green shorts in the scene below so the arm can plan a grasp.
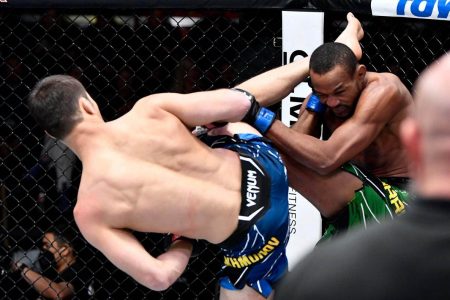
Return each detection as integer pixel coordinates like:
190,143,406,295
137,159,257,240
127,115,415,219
321,163,410,241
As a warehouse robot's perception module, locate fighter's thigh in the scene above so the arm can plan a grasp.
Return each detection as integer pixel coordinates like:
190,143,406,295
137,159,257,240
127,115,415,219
282,155,362,217
219,285,273,300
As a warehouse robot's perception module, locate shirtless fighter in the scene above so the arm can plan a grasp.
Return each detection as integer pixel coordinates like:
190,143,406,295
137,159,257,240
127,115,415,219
236,13,412,239
28,77,289,299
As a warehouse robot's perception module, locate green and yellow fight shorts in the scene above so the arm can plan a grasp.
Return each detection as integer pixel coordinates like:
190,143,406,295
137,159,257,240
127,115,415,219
321,163,410,241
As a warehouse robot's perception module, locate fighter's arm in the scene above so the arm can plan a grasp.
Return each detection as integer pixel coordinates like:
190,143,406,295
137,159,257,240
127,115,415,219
136,89,251,128
266,82,404,175
76,215,192,291
291,94,323,137
235,58,310,107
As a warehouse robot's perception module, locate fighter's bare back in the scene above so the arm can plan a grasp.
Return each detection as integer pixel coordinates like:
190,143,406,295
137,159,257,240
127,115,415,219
74,97,242,244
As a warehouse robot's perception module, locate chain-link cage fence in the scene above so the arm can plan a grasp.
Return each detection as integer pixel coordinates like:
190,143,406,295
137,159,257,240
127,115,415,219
0,8,449,299
0,9,282,299
325,12,450,90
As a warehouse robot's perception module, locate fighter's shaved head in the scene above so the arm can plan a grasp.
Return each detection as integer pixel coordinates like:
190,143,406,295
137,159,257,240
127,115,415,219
402,54,450,196
414,54,450,137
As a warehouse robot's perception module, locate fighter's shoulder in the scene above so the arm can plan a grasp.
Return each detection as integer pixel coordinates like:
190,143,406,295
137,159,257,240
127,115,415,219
367,72,401,88
131,94,179,117
368,72,403,90
377,71,401,81
73,192,104,233
364,72,405,100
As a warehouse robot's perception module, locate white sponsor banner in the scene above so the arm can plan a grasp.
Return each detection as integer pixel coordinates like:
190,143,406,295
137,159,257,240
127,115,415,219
281,11,324,268
372,0,450,21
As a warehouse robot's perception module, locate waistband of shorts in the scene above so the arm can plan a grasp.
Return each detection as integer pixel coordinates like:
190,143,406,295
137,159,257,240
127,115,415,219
379,177,411,190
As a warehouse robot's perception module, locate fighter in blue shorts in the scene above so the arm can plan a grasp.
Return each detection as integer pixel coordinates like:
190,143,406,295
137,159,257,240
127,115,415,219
28,75,289,300
198,132,290,298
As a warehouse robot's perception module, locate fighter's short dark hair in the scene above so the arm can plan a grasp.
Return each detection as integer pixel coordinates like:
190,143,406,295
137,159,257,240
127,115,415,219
310,42,358,76
28,75,87,139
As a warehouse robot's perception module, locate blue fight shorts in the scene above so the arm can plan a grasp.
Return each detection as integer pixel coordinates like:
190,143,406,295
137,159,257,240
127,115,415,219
208,133,290,298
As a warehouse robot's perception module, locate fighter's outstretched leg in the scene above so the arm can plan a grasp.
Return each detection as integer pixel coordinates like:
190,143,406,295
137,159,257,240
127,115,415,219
335,12,364,60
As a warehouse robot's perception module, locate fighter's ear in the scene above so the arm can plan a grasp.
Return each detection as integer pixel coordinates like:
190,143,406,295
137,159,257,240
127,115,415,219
355,64,366,80
80,96,96,115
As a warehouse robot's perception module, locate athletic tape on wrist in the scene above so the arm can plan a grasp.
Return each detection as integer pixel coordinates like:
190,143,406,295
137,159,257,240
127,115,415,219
254,107,276,134
306,93,326,113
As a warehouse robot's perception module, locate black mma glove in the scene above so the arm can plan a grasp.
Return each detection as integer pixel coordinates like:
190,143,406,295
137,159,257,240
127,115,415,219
232,88,276,134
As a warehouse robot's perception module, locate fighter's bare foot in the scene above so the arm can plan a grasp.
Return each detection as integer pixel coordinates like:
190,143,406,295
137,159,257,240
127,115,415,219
347,13,364,41
335,12,364,60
